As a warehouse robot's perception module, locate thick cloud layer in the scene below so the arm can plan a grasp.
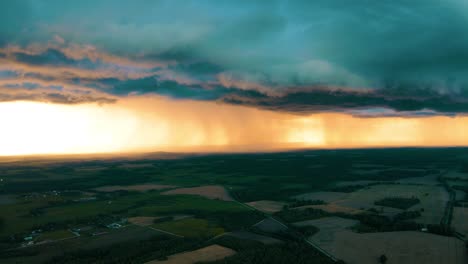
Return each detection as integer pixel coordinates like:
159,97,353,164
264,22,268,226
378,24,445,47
1,0,468,115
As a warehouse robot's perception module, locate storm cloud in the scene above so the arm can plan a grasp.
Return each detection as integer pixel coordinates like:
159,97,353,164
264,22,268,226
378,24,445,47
1,0,468,115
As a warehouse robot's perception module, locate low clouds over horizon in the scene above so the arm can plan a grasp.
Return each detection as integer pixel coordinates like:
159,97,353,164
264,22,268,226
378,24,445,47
1,0,468,116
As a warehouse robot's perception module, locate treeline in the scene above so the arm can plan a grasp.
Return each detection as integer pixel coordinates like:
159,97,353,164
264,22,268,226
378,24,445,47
272,205,440,236
274,208,329,223
374,197,420,210
393,210,421,222
283,199,325,209
352,214,421,233
175,210,264,231
0,166,153,194
203,236,335,264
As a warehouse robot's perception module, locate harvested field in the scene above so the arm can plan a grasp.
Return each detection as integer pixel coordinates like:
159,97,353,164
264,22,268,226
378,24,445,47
332,184,448,224
146,244,236,264
93,184,175,192
293,185,446,222
161,185,233,201
227,231,282,244
332,231,466,264
293,217,358,250
246,200,286,213
396,174,440,185
298,184,449,224
294,192,348,203
452,207,468,237
128,217,160,226
253,218,288,233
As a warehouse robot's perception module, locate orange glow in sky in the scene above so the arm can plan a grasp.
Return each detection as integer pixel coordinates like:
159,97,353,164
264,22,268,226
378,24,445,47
0,97,467,156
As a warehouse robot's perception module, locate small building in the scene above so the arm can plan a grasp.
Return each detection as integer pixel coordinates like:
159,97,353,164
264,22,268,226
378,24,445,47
106,223,122,229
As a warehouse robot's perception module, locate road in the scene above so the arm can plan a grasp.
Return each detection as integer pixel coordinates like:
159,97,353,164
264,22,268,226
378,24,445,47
226,186,340,263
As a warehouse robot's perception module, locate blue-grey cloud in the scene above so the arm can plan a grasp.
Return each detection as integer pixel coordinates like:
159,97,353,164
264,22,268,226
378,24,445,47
1,0,468,115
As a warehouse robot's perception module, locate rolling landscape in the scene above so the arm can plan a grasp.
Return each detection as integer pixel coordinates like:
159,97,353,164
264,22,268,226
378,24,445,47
0,148,467,263
2,1,468,263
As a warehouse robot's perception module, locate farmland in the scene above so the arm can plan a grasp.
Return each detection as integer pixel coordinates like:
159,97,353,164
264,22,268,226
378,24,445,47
0,148,467,263
146,244,236,264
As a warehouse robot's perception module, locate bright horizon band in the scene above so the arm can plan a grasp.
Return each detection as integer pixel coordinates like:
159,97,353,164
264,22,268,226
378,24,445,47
1,96,467,156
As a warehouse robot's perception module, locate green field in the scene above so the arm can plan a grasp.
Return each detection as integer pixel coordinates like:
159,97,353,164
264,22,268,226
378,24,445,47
152,218,224,238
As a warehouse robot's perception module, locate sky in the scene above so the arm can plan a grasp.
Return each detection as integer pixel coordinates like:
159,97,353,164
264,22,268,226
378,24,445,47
0,0,468,155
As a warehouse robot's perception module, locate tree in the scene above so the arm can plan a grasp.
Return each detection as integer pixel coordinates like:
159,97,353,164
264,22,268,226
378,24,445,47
379,254,388,264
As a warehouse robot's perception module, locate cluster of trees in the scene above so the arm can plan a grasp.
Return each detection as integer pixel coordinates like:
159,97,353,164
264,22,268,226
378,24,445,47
374,197,420,210
353,213,421,233
453,185,468,194
183,210,264,231
393,210,422,222
274,208,329,223
295,225,320,237
328,184,369,193
205,236,335,264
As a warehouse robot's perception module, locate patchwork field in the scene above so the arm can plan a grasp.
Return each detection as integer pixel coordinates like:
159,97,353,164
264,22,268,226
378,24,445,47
297,184,449,224
396,174,440,185
1,148,467,263
2,226,162,264
332,231,466,264
161,185,233,201
293,216,358,252
146,244,236,264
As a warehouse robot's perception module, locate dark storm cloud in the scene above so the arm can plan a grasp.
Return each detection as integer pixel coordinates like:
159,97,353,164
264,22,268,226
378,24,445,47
220,86,468,115
0,0,468,115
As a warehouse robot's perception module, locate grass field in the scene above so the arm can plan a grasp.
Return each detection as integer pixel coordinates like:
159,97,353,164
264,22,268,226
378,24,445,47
36,230,76,242
332,231,466,264
151,218,224,238
293,217,358,247
0,192,247,238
